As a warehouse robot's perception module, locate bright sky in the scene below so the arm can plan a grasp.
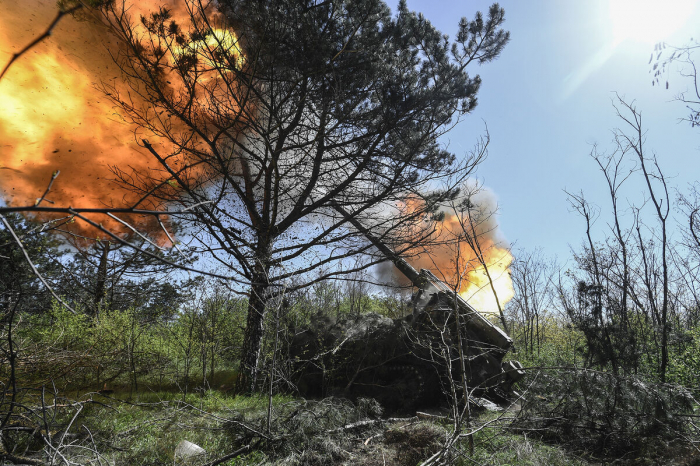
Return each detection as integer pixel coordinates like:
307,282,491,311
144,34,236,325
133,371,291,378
399,0,700,262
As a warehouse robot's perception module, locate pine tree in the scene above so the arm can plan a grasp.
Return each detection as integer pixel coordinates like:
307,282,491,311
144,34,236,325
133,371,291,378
95,0,510,392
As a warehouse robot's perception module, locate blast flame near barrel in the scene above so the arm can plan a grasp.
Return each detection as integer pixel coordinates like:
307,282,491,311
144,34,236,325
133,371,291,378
385,190,514,317
435,210,514,318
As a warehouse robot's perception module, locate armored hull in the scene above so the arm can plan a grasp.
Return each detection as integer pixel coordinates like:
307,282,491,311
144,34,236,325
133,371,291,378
291,269,523,411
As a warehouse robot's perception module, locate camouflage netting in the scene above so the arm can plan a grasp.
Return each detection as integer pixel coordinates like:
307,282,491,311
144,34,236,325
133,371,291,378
290,312,443,411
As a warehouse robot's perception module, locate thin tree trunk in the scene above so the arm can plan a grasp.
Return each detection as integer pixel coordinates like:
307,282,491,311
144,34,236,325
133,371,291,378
238,273,270,394
267,299,283,435
93,242,110,319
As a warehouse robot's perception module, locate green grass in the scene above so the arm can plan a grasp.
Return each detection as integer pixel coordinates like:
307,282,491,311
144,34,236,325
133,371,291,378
466,429,588,466
73,391,290,465
43,390,595,466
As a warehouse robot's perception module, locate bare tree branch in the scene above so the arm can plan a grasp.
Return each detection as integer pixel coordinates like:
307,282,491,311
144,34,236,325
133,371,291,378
0,213,77,314
0,4,83,81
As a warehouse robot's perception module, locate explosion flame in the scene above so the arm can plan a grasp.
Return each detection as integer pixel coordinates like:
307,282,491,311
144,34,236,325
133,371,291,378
0,0,243,243
0,0,154,237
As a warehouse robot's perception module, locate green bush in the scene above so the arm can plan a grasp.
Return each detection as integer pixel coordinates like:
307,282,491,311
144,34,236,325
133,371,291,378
668,325,700,389
512,368,697,459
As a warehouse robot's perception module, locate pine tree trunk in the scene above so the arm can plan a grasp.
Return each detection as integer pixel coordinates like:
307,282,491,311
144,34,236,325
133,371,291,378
238,279,268,393
237,240,272,394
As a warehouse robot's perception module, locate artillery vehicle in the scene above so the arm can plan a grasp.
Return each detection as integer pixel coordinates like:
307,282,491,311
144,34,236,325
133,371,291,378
290,210,524,411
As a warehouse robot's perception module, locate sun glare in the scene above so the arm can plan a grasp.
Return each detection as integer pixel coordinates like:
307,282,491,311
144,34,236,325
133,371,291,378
609,0,696,44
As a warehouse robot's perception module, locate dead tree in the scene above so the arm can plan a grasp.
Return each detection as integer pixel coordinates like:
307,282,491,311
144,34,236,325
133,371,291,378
565,97,676,382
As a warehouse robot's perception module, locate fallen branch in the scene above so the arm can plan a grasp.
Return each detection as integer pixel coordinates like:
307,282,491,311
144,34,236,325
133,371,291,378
328,416,418,434
0,453,44,465
201,443,252,466
416,411,452,422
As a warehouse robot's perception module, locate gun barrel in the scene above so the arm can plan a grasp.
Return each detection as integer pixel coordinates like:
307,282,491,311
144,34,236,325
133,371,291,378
333,205,421,284
333,205,513,350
